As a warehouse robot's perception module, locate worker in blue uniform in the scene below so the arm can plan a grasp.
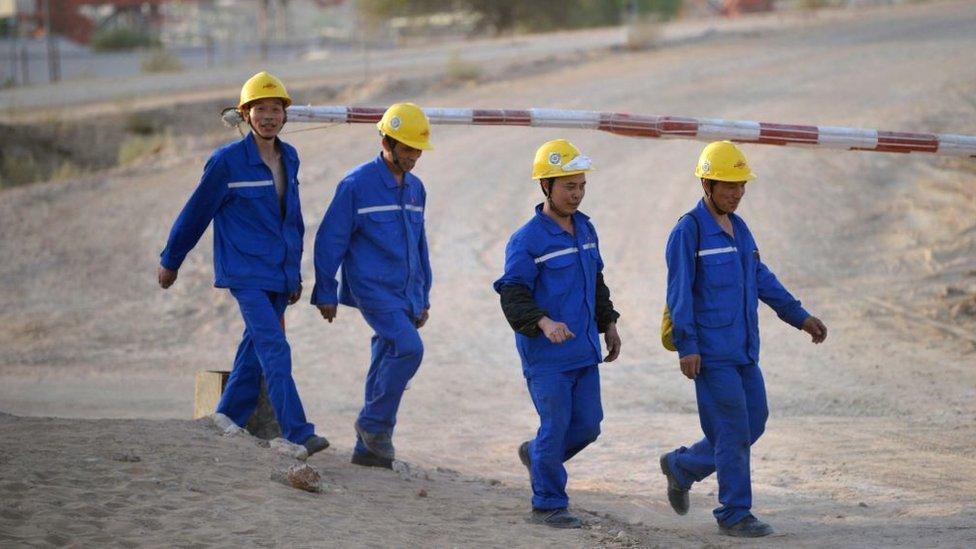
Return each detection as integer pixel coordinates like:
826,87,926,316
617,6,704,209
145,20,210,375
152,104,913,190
311,103,434,469
157,72,329,457
660,141,828,537
494,139,622,529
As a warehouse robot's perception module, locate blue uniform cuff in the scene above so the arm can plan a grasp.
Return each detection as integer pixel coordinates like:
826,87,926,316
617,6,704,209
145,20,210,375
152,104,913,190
784,307,811,329
159,252,183,271
310,285,338,306
677,341,699,358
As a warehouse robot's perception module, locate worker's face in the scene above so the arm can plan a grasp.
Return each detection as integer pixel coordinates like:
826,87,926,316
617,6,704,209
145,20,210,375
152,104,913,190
704,179,746,213
543,173,586,214
243,98,286,140
383,139,423,173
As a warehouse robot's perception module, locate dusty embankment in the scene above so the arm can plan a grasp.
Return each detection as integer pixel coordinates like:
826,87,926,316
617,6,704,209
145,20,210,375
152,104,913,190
0,412,654,548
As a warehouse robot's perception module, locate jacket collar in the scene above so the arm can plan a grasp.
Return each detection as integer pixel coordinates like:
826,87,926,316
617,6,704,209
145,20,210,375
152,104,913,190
243,132,296,167
692,198,733,236
373,153,416,190
534,203,589,236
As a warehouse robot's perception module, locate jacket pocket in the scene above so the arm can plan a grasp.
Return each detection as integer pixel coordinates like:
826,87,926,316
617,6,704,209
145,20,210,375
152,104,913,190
368,210,400,223
233,185,275,199
696,309,734,328
699,252,737,289
234,235,282,259
539,252,577,297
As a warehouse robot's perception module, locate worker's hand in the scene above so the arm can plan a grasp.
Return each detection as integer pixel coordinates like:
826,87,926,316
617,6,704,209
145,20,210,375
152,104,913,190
316,304,338,323
802,315,828,344
415,308,429,328
603,322,621,362
288,283,302,305
538,316,574,344
679,354,701,380
158,266,178,289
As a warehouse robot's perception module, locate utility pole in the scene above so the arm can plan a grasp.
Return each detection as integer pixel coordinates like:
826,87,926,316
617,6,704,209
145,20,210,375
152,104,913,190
259,0,269,61
357,0,370,84
7,16,16,86
43,0,60,83
19,21,27,86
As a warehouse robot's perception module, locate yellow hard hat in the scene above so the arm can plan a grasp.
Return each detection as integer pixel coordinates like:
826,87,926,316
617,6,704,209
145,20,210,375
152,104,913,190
377,102,433,150
239,71,292,110
532,139,593,180
694,141,756,182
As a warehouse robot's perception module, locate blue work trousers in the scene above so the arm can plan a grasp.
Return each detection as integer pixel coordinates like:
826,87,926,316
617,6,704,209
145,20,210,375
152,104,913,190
354,308,424,456
216,288,315,445
525,365,603,510
667,362,768,526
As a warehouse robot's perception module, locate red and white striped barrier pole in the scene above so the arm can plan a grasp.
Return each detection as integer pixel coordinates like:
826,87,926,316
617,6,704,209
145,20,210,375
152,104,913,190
287,105,976,158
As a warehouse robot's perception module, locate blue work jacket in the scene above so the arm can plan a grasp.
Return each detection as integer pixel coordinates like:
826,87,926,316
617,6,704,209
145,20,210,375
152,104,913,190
160,133,304,294
494,205,604,377
665,199,809,366
311,154,432,316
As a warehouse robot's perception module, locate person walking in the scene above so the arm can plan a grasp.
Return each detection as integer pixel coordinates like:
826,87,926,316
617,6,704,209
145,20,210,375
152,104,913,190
158,71,328,456
660,140,827,537
311,103,433,469
494,139,622,528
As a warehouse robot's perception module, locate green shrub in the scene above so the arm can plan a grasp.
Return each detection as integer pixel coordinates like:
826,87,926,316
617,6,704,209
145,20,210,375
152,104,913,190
1,149,40,186
141,49,184,73
50,161,83,181
117,134,169,165
91,27,160,51
444,51,481,83
125,112,160,135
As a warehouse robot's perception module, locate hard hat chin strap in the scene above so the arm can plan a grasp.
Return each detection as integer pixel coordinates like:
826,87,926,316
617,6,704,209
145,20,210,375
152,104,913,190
542,179,572,218
385,135,409,173
704,180,729,216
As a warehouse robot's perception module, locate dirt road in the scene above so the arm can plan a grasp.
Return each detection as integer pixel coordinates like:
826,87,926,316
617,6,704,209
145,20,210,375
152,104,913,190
2,1,975,546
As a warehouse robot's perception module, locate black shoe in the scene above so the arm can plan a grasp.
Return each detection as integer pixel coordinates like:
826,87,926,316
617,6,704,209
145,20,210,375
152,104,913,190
518,441,532,472
659,453,690,515
351,451,393,470
530,508,582,529
719,515,774,538
354,421,395,461
303,435,330,457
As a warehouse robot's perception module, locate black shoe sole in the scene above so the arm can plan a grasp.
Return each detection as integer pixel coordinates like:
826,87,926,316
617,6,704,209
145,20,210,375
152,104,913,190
660,454,690,516
351,452,393,469
718,526,775,538
304,437,330,457
529,511,582,529
354,421,395,461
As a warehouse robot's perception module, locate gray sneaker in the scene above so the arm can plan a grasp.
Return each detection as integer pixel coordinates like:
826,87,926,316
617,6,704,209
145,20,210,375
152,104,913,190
660,453,690,515
354,421,395,461
719,515,774,538
530,508,582,529
303,435,330,457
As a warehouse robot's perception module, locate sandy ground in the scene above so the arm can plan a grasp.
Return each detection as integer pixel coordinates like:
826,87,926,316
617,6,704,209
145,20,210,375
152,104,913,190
2,1,976,547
